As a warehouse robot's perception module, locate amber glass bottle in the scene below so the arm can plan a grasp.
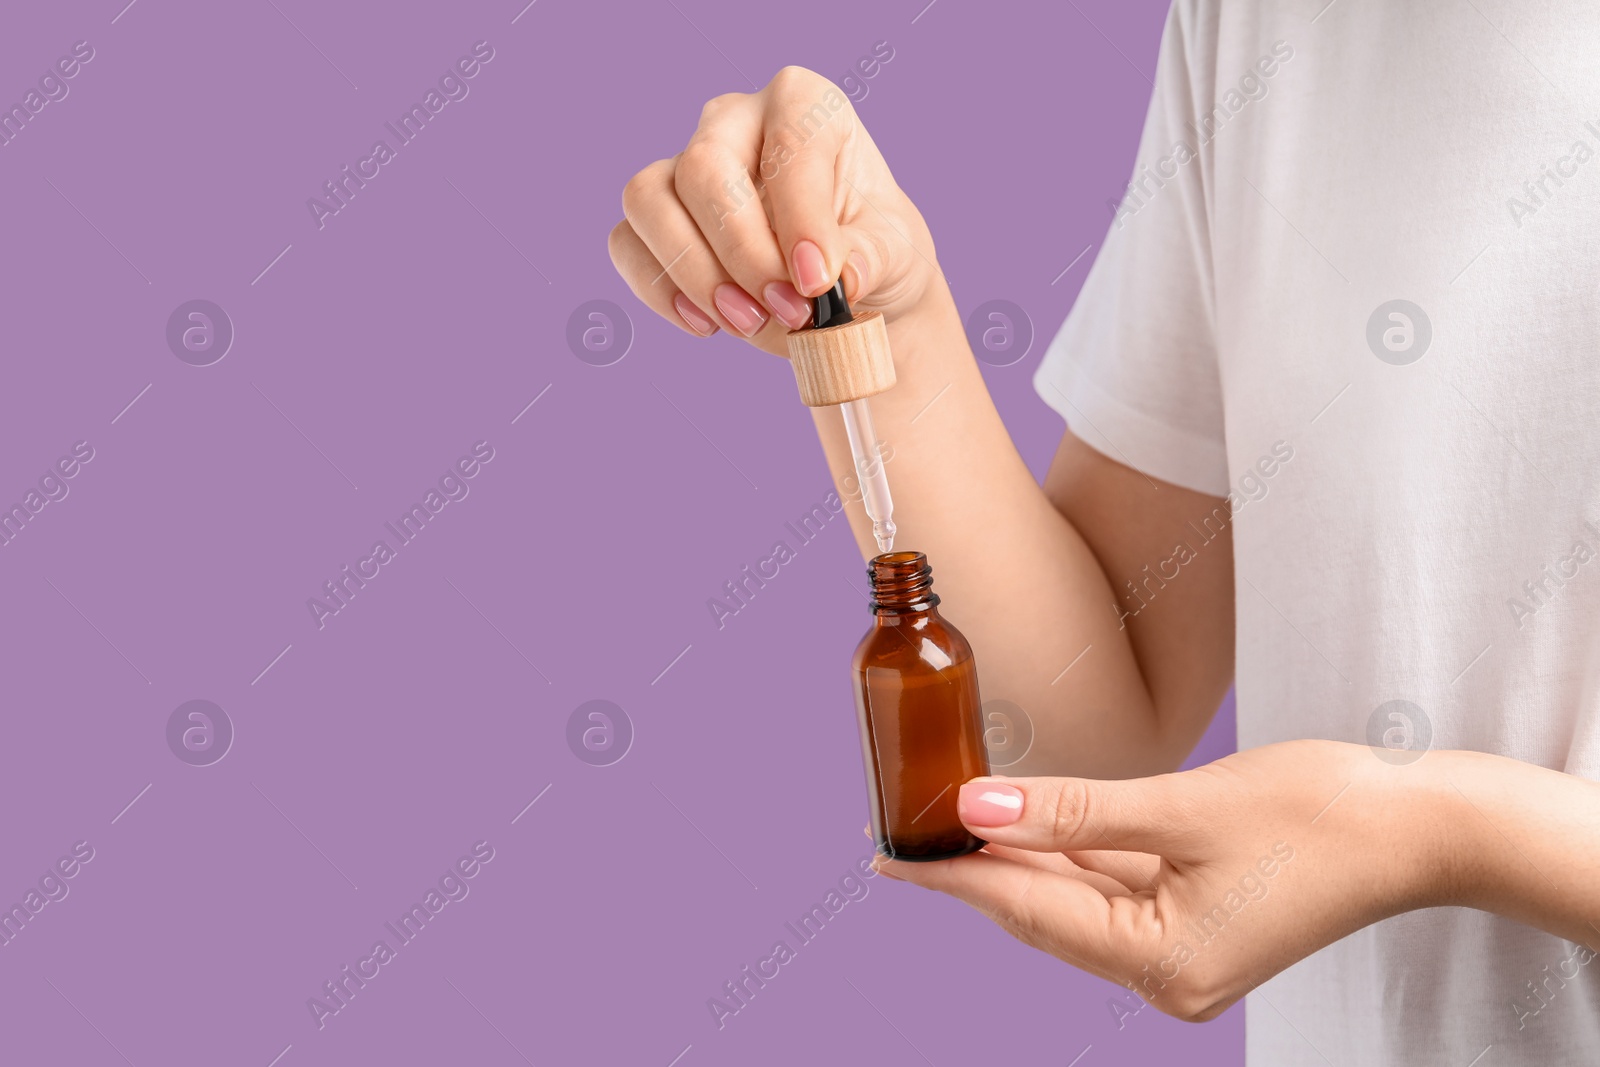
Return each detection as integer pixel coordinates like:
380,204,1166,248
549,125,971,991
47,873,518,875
853,551,990,861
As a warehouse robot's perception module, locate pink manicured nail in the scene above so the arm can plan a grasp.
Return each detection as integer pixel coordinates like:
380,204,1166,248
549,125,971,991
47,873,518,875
791,239,829,296
958,781,1024,827
673,293,718,336
713,283,769,337
763,281,813,330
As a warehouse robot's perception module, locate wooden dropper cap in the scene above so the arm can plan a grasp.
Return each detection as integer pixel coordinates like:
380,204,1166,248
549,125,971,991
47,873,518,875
785,282,896,407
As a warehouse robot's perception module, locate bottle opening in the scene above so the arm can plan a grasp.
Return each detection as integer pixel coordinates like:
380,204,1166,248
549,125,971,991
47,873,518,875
868,551,939,613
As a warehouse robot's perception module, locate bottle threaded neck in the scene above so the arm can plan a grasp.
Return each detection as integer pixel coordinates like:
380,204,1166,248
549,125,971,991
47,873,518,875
868,551,939,613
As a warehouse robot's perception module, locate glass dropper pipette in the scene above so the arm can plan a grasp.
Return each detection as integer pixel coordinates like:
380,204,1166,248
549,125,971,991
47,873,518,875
812,282,896,553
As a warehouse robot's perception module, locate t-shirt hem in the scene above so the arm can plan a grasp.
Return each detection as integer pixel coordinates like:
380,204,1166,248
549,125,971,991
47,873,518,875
1033,364,1231,497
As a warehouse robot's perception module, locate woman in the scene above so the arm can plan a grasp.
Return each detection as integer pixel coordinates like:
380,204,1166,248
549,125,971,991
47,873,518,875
608,3,1600,1062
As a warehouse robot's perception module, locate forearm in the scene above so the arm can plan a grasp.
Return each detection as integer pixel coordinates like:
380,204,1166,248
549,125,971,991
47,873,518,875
1426,750,1600,946
808,280,1182,778
608,64,1231,778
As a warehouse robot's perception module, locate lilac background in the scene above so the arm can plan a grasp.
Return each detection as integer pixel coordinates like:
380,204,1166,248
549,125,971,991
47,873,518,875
0,1,1242,1064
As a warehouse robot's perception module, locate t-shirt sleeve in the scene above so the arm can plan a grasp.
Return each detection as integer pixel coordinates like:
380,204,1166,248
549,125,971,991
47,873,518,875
1032,0,1229,497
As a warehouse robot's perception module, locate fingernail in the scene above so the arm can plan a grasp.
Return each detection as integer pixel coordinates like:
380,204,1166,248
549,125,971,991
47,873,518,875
843,251,870,301
713,283,769,337
673,293,718,336
791,239,829,296
870,856,904,881
958,781,1024,827
764,281,813,330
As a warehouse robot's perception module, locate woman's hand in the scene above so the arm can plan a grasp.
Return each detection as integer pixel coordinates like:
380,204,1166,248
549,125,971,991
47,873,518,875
609,66,940,357
875,740,1465,1022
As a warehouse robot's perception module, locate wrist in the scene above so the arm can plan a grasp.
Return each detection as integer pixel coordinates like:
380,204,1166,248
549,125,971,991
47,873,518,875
1303,742,1470,919
874,280,981,409
885,273,959,358
1322,744,1598,947
1357,747,1483,913
1414,748,1570,920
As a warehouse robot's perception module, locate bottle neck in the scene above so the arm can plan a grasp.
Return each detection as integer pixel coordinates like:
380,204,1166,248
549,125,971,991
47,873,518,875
868,551,940,617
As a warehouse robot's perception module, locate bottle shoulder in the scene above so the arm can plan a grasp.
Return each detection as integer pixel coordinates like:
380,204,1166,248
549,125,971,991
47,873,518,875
852,610,975,672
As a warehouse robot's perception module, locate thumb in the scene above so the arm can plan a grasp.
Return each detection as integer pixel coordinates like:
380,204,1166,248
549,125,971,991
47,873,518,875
959,775,1196,857
836,223,890,306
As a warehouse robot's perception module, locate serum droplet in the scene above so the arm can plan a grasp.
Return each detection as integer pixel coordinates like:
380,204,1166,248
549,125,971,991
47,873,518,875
873,519,896,554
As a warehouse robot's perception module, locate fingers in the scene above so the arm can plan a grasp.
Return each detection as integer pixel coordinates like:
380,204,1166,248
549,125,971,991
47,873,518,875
612,66,902,347
958,775,1198,859
981,842,1141,898
607,216,718,338
621,157,771,338
760,67,857,297
1062,848,1164,892
837,223,886,304
875,849,1125,976
675,100,814,332
862,827,1139,899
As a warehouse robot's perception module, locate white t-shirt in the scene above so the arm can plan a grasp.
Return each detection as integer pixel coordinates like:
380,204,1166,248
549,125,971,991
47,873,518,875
1034,2,1600,1063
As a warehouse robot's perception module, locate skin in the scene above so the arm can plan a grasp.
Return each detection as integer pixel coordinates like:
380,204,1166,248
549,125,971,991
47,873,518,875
609,66,1600,1021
